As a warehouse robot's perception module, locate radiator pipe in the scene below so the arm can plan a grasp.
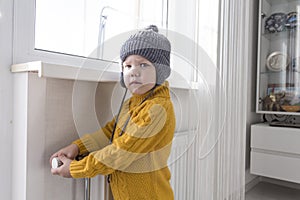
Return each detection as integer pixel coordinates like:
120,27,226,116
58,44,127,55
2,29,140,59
84,178,91,200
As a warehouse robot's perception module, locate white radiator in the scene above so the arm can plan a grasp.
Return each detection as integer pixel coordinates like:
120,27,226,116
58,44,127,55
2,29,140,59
169,130,195,200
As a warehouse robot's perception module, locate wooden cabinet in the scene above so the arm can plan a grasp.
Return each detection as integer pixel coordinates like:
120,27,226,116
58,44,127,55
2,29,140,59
250,123,300,183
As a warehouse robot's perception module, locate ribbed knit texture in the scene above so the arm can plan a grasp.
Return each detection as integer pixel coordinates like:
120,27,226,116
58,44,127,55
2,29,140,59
70,82,175,200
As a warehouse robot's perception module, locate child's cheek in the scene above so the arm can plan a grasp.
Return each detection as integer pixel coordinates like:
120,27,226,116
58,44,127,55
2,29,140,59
123,73,130,87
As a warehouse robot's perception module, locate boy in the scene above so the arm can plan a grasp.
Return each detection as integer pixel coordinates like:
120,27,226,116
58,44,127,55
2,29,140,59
50,25,175,200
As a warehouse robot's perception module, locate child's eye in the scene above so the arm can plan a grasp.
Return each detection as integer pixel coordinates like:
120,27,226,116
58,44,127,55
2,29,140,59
124,65,131,69
140,63,149,68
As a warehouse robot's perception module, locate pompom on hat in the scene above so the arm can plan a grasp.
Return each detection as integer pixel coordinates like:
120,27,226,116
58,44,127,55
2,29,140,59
120,25,171,87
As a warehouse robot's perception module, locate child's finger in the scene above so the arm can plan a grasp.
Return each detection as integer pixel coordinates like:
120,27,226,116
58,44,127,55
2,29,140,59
58,155,67,163
51,167,60,175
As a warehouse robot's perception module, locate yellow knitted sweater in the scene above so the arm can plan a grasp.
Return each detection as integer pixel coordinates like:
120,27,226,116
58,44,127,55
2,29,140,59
70,82,176,200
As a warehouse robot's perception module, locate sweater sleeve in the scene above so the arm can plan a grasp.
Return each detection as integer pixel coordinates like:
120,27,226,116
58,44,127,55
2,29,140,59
70,100,175,178
72,118,115,155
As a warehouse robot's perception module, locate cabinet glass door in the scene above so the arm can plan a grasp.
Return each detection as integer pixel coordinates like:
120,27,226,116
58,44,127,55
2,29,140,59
257,0,300,114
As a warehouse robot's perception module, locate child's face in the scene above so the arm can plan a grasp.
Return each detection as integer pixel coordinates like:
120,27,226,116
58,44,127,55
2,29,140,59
122,55,156,95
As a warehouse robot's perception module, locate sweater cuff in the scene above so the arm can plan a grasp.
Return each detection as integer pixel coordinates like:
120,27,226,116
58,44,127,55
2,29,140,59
72,139,89,155
70,159,87,178
72,133,102,155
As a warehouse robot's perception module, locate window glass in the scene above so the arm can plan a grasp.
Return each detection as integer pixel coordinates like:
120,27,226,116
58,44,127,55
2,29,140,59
35,0,167,60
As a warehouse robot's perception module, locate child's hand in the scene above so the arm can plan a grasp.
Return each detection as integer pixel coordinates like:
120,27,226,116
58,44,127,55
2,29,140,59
49,144,79,165
51,155,72,178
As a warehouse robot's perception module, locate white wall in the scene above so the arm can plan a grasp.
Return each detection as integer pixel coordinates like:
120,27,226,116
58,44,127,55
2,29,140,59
246,0,260,168
0,0,14,199
245,0,262,187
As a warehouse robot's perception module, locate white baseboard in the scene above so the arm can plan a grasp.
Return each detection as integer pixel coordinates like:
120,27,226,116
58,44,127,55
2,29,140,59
261,177,300,190
245,168,260,192
245,167,300,193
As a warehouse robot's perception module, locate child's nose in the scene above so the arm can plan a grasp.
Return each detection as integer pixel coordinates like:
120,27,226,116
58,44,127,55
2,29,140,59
129,65,141,77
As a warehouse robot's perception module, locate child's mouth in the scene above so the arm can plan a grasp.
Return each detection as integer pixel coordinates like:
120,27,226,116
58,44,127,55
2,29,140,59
130,81,142,85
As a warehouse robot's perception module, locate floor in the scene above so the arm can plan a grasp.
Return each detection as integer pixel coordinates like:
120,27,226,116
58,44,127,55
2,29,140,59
245,182,300,200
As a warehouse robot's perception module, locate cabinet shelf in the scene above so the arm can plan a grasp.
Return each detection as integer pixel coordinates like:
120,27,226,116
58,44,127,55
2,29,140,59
260,70,300,75
264,0,299,6
261,30,291,40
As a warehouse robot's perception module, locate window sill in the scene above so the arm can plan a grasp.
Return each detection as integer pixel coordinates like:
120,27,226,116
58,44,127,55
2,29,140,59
11,61,198,89
11,61,120,82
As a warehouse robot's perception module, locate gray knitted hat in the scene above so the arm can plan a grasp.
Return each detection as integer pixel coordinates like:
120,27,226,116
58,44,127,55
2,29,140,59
120,25,171,87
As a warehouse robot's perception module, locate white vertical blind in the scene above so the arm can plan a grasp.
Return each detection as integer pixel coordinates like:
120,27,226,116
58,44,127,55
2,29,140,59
215,0,249,199
169,0,251,199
